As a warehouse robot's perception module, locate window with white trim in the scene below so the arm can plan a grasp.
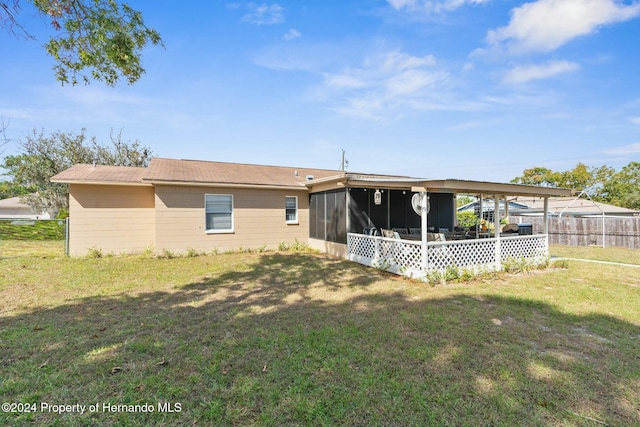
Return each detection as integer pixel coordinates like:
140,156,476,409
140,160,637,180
205,194,233,233
285,196,298,224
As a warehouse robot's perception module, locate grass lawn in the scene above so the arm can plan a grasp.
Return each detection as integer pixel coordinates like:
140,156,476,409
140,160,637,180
550,244,640,265
1,245,639,426
0,240,65,258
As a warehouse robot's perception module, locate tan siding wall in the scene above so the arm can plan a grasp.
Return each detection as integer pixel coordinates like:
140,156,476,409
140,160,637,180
154,185,310,253
68,184,155,256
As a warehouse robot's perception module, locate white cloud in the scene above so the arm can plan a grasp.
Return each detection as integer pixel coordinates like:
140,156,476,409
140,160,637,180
603,142,640,155
283,28,301,40
502,60,580,84
387,0,489,13
0,107,36,120
387,0,417,9
323,72,367,90
242,3,284,25
316,50,451,119
631,117,640,125
462,62,475,72
487,0,640,54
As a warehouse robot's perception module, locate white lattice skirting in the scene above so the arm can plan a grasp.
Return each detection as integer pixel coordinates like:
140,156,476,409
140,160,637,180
347,233,549,280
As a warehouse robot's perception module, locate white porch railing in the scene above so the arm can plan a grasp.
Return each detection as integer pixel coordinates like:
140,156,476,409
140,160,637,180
347,233,549,280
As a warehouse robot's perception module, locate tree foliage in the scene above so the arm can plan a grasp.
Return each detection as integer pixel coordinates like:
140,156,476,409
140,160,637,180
0,180,35,199
510,166,558,187
1,128,153,214
1,0,162,85
600,162,640,210
511,162,639,210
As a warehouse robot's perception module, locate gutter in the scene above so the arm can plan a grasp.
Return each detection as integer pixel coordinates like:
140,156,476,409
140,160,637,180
144,180,309,191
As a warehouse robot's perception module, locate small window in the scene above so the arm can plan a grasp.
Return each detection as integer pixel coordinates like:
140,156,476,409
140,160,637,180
285,196,298,224
205,194,233,233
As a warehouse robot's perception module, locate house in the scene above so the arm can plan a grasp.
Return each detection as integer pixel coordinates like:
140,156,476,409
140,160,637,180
52,157,572,279
508,196,640,218
51,158,343,256
0,195,51,219
458,196,640,218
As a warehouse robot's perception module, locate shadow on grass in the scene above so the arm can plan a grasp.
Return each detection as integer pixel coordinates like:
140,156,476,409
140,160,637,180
1,253,639,426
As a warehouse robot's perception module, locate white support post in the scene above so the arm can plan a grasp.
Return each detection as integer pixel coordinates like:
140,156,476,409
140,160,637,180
494,194,501,270
543,197,549,235
421,192,428,274
504,197,509,219
543,197,549,255
477,193,483,239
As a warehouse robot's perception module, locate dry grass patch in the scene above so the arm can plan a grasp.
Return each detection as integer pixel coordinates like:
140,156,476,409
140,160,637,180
0,240,65,259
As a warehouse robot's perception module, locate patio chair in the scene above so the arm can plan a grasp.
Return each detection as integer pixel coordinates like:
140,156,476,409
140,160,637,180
427,232,446,242
392,227,408,235
501,223,519,234
381,229,396,238
363,227,380,236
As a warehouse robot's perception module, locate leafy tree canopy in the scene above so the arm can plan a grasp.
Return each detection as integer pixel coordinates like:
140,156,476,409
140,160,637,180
1,0,162,85
510,166,558,187
600,162,640,210
1,128,154,214
0,180,35,199
511,162,638,210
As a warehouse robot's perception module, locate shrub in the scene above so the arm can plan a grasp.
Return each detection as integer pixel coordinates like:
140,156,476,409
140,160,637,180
161,249,177,259
86,247,103,259
278,242,289,251
459,266,479,282
427,265,459,285
456,211,478,228
141,244,156,259
551,258,569,269
186,247,199,257
502,257,533,274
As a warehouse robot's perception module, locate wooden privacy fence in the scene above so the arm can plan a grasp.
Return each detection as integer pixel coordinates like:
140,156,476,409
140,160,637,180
509,216,640,249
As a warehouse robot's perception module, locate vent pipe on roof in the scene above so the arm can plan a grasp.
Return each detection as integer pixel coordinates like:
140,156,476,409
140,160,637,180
306,175,314,180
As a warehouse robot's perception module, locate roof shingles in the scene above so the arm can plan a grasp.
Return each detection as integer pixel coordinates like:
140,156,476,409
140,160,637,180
51,158,343,187
50,164,148,184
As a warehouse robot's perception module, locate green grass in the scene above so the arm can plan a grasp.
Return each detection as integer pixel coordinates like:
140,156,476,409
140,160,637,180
550,244,640,265
0,240,65,258
1,245,639,426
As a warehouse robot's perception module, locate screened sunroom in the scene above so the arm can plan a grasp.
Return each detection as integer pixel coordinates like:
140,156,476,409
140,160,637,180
305,174,572,281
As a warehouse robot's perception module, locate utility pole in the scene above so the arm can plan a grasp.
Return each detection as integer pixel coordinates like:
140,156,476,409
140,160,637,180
341,149,349,171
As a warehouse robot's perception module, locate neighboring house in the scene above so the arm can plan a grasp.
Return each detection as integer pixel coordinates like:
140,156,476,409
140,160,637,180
459,196,640,218
0,195,51,220
52,157,572,279
509,196,640,217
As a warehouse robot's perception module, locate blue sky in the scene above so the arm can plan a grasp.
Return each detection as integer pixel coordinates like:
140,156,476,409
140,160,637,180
1,0,639,182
